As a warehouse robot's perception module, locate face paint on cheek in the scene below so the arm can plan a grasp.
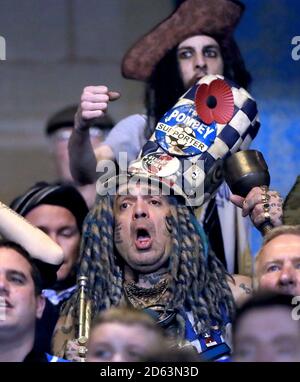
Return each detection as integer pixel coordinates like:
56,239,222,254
114,221,123,244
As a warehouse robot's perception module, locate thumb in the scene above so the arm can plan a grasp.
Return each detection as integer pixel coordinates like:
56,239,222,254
108,91,121,101
230,194,244,208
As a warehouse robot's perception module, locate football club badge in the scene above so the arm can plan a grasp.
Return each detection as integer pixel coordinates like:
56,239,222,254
203,333,218,348
155,102,217,157
142,152,180,177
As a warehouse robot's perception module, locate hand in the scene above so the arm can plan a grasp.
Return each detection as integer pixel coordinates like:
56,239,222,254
230,186,283,231
65,339,87,362
75,85,120,131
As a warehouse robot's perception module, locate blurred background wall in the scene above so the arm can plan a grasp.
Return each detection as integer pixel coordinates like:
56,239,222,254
0,0,299,251
0,0,173,203
235,0,300,251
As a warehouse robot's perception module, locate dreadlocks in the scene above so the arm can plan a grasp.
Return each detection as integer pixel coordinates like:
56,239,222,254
169,205,235,335
60,191,235,343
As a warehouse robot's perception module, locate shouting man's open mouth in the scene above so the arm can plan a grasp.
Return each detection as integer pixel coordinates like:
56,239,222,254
135,227,152,250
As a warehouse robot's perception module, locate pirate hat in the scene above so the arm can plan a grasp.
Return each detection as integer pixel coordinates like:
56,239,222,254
122,0,244,81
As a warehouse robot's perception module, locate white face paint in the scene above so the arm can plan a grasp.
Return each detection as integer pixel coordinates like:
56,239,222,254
177,35,224,89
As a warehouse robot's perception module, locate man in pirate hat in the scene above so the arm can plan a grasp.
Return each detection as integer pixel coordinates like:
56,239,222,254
68,0,282,275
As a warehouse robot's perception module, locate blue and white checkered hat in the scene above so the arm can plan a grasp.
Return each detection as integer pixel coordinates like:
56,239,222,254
128,74,260,207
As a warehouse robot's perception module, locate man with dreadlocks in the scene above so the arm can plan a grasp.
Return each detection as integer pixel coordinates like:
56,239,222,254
52,146,283,362
68,0,256,276
52,173,236,361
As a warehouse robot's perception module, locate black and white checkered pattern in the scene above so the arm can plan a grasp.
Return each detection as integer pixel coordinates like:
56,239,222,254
198,75,260,163
131,74,260,206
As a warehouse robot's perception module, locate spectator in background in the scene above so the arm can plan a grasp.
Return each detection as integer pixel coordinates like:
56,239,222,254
0,240,66,362
0,199,63,269
232,292,300,362
46,105,114,208
254,225,300,296
10,182,88,354
86,307,168,362
0,195,63,361
85,307,200,362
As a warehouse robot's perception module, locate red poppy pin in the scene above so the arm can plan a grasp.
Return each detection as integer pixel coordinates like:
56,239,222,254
195,78,234,125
